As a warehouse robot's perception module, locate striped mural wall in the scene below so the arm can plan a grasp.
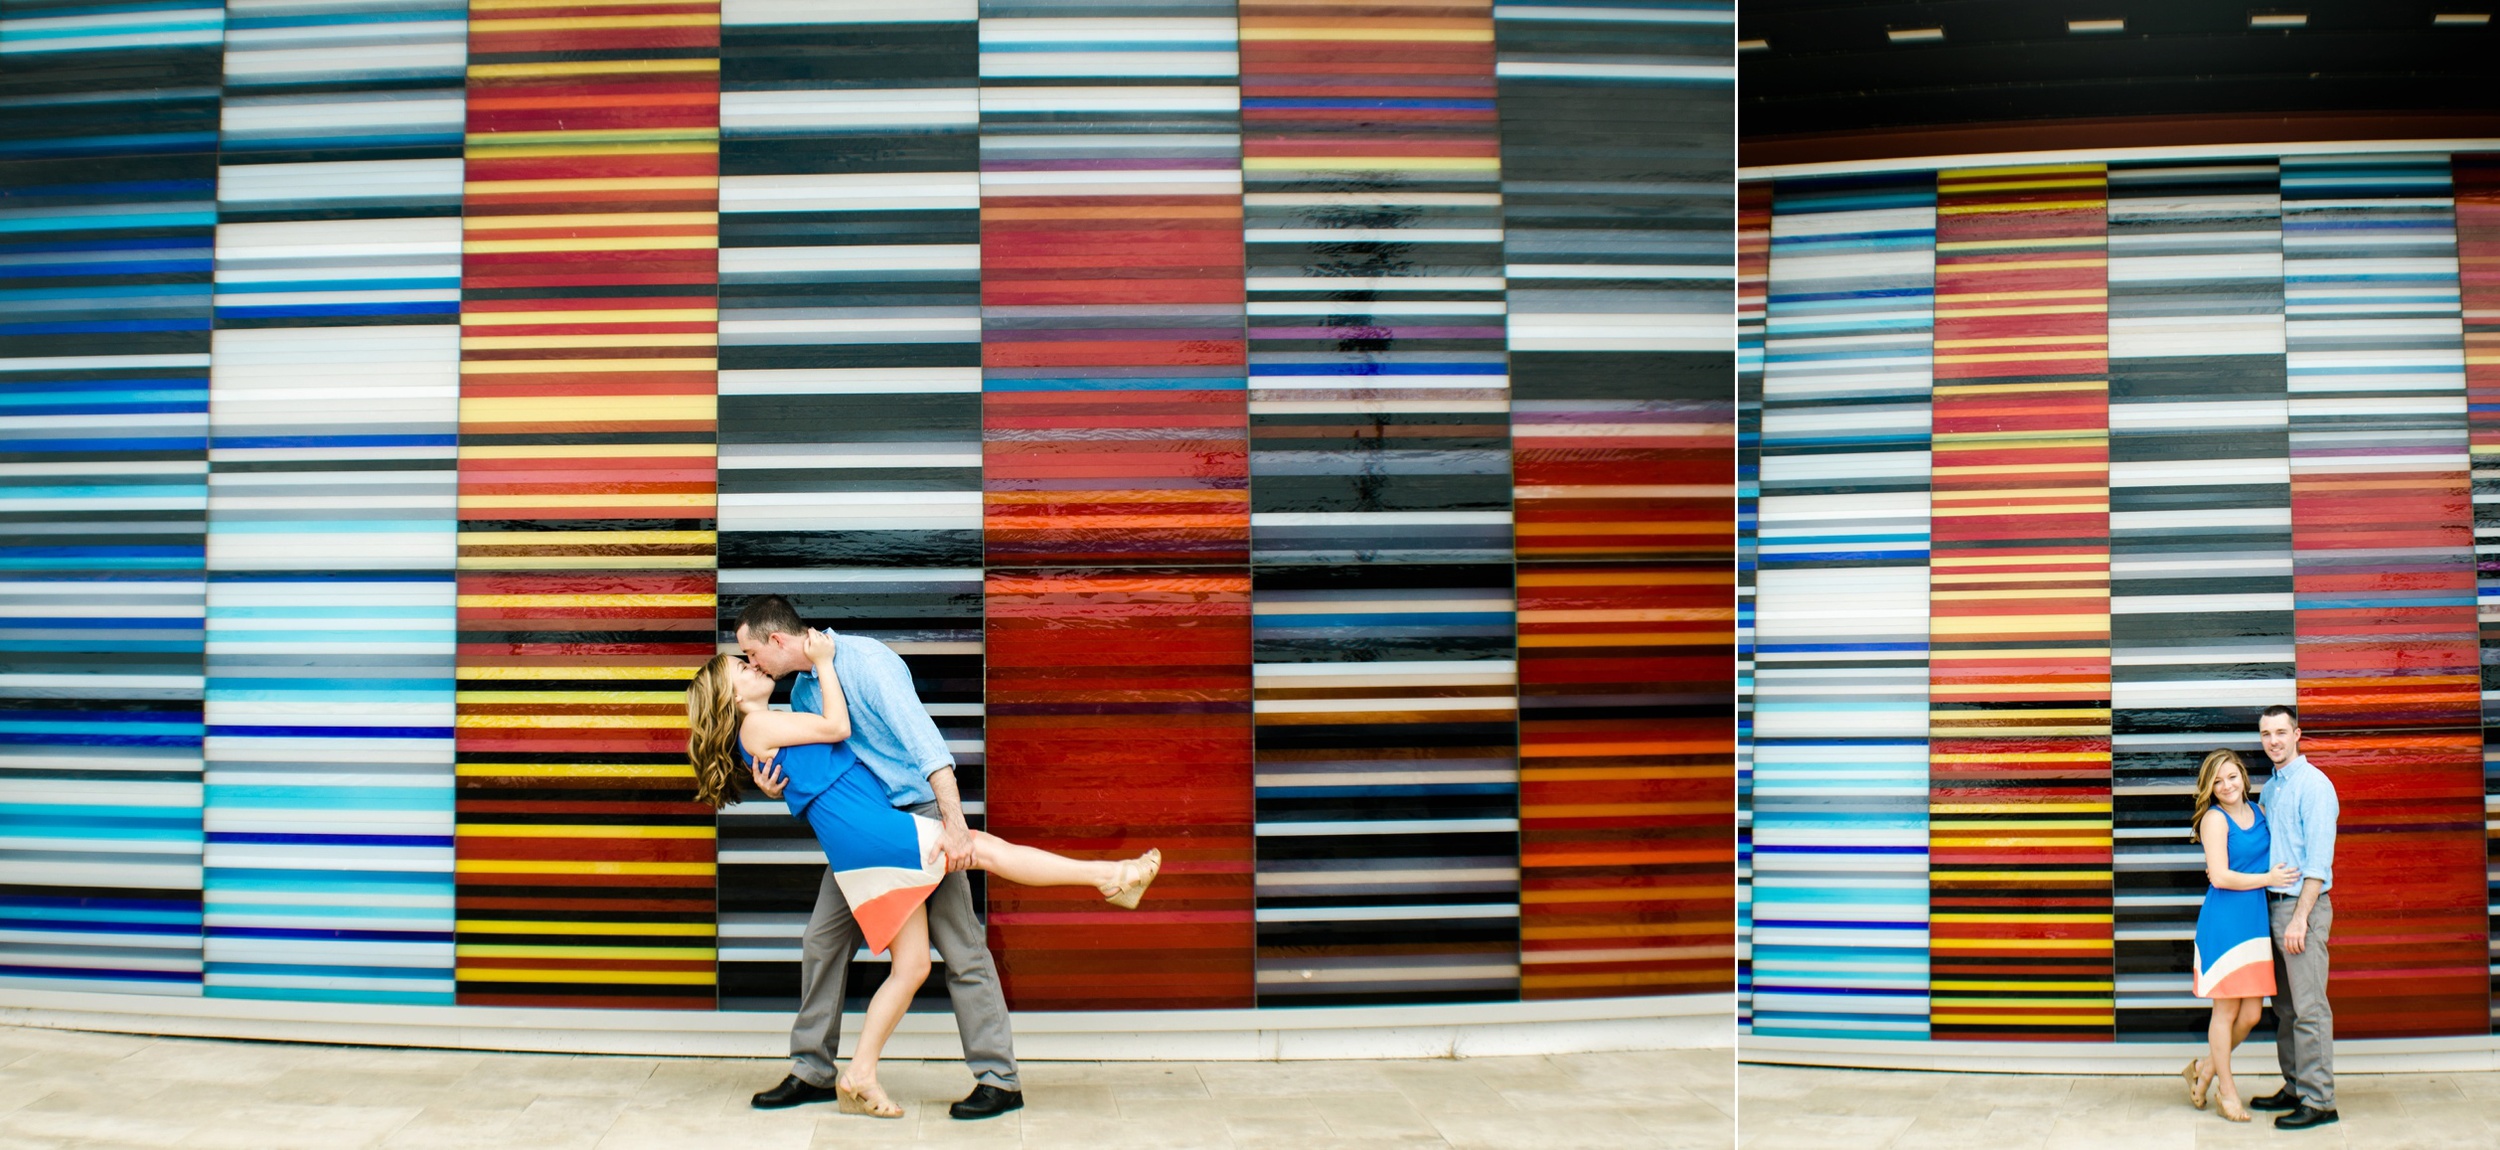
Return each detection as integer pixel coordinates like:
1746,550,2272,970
1735,178,1766,1030
709,0,986,1014
2104,159,2292,1040
1744,151,2500,1045
1498,0,1733,1003
1750,174,1936,1040
2,6,1720,1016
0,0,223,997
976,0,1256,1012
1239,0,1518,1008
448,0,723,1010
2463,155,2500,1030
204,0,466,1005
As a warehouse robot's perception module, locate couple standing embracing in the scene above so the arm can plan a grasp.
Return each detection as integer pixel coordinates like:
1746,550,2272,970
681,596,1162,1120
2183,705,2339,1129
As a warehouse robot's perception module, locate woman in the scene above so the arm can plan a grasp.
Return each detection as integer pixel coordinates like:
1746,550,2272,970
686,633,1159,1119
2180,748,2298,1122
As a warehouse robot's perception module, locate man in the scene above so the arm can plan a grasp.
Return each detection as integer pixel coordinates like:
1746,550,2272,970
2248,704,2337,1130
732,594,1023,1119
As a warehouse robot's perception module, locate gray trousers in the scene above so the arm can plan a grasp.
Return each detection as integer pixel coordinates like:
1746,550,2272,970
789,800,1019,1090
2268,891,2333,1109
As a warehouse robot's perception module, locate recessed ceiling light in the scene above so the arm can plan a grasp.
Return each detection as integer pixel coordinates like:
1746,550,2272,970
2069,18,2126,33
1887,26,1946,43
1739,38,1770,51
2249,12,2308,28
2432,12,2491,24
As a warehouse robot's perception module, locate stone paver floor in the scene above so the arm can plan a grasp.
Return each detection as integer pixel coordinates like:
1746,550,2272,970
0,1024,1727,1149
1740,1061,2500,1150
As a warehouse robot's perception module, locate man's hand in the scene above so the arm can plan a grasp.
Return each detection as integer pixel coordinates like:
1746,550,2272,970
749,755,788,801
803,627,836,666
938,820,975,873
2284,917,2308,956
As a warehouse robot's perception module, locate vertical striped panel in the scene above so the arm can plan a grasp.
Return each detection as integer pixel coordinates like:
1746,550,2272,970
0,0,224,995
713,0,983,1012
1927,162,2111,1042
452,0,722,1009
1239,0,1517,1008
203,0,466,1005
1736,180,1766,1029
976,0,1253,1010
2462,153,2500,1030
1751,175,1934,1039
2103,160,2290,1040
1497,0,1732,1002
2279,155,2488,1038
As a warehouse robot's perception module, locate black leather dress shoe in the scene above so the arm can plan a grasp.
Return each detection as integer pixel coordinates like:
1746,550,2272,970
950,1083,1025,1119
2247,1087,2300,1112
751,1074,842,1109
2275,1104,2339,1130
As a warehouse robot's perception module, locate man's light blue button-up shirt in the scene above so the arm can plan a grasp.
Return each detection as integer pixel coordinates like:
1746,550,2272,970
2262,752,2337,895
789,632,953,809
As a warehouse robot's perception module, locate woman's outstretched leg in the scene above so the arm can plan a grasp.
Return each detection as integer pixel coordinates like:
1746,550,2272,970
968,831,1140,895
838,906,929,1118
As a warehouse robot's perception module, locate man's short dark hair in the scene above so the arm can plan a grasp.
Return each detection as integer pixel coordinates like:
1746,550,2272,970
2260,704,2298,726
735,594,806,640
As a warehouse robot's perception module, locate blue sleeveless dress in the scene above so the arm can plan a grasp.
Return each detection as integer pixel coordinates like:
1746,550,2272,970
2193,803,2277,999
736,737,943,955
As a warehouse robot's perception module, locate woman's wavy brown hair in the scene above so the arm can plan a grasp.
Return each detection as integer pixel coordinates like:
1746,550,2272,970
686,653,744,810
2189,748,2255,842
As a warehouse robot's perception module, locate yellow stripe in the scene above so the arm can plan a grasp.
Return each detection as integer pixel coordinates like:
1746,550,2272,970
470,15,720,31
1927,551,2105,566
463,309,720,326
465,236,718,254
457,970,716,985
1930,379,2107,394
1930,753,2106,763
457,669,699,682
462,394,713,418
466,212,719,231
457,920,715,936
459,494,714,510
1930,1013,2116,1026
1933,350,2109,365
457,825,710,841
454,860,713,876
459,364,717,382
460,555,717,571
463,336,716,352
456,761,694,777
1936,200,2105,215
464,177,717,196
456,714,688,729
467,60,720,79
466,142,721,160
1930,836,2115,847
1934,289,2107,303
1933,804,2112,815
1930,589,2111,601
457,945,710,960
1929,614,2107,634
1933,305,2107,319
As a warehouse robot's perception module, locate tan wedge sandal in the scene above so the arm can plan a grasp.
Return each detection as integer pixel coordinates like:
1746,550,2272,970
1105,847,1162,909
835,1075,904,1119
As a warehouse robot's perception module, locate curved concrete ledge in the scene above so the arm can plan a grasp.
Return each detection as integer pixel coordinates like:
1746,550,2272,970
0,989,1731,1061
1741,1033,2500,1075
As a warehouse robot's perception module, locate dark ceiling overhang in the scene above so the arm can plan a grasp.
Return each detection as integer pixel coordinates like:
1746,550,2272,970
1740,1,2500,167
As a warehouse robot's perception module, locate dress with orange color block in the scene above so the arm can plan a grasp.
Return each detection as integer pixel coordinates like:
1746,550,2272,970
735,738,941,955
2193,804,2277,999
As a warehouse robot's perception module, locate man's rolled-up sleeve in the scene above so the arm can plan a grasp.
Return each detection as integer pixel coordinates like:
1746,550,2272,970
853,645,955,778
